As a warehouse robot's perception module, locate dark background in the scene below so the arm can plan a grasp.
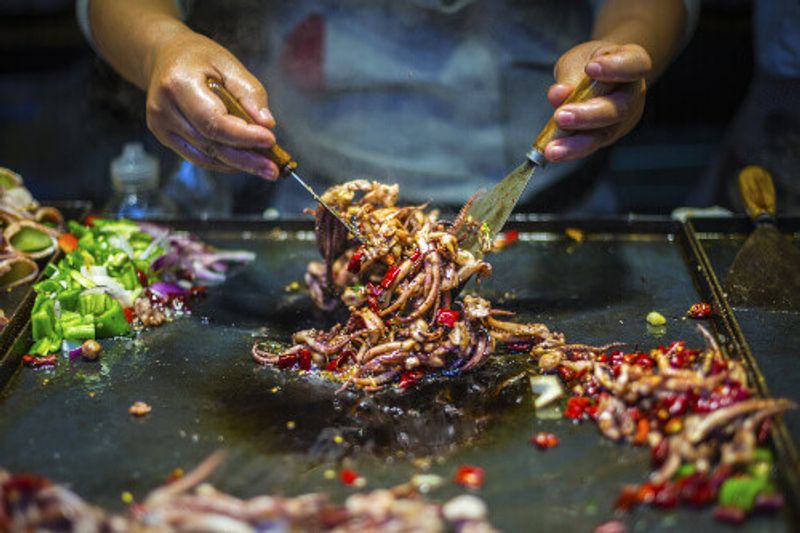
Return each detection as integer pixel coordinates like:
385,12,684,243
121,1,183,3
0,0,754,215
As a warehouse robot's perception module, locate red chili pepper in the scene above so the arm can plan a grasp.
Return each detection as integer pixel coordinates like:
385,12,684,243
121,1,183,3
347,247,365,274
615,485,639,512
398,370,424,389
277,354,297,369
380,265,400,289
326,351,352,372
84,215,100,227
435,308,459,328
410,249,421,262
558,366,576,382
636,482,659,504
298,349,312,371
123,307,135,324
531,432,560,449
189,285,207,298
339,469,360,486
22,354,57,368
366,298,380,313
57,233,79,253
564,396,592,420
634,418,650,445
506,342,533,353
454,465,484,489
687,302,712,319
503,229,520,245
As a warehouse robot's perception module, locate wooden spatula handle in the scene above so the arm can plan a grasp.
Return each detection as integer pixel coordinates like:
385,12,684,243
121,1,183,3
738,165,776,221
206,77,297,174
531,75,616,160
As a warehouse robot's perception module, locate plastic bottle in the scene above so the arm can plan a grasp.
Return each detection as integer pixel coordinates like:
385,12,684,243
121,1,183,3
104,142,176,219
163,160,232,218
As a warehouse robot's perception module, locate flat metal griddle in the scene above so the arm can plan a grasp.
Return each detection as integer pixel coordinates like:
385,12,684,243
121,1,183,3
0,216,797,532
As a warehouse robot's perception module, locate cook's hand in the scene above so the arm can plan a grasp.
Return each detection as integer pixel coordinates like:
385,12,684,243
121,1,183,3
544,41,651,163
145,31,279,179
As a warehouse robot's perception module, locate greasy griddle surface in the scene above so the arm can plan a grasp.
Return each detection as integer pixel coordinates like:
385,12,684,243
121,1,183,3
0,224,791,532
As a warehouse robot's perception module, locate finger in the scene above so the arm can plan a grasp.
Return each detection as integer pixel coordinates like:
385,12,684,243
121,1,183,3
585,44,652,83
547,84,573,108
544,128,617,162
171,75,276,150
169,104,280,180
164,132,239,173
554,85,643,131
146,108,236,172
216,63,276,129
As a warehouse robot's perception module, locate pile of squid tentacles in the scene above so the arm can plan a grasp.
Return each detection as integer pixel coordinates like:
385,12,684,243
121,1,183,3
252,180,571,391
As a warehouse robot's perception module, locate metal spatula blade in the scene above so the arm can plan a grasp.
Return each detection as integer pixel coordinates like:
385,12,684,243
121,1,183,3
461,75,615,256
724,165,800,310
461,158,538,255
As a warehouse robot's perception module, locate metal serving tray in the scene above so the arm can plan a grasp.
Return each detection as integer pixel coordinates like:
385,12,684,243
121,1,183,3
0,216,797,532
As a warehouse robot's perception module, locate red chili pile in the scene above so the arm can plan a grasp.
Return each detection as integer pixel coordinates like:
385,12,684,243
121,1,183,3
531,330,795,524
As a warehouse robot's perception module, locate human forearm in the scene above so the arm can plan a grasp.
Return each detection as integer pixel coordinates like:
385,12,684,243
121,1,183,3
593,0,687,82
89,0,188,90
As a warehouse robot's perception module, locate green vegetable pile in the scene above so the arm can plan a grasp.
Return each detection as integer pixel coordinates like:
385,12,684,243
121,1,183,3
29,219,164,357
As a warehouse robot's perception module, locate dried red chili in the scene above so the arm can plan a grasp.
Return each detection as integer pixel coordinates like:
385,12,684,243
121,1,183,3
409,249,421,261
398,369,425,389
326,351,351,372
531,432,560,449
346,247,365,273
22,354,56,368
277,354,297,369
380,265,400,289
454,465,485,489
687,302,712,319
503,230,520,245
297,349,312,371
339,469,360,486
435,308,459,328
123,308,135,324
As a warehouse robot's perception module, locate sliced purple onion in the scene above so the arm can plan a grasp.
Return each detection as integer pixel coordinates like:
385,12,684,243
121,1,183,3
68,346,83,361
149,281,189,300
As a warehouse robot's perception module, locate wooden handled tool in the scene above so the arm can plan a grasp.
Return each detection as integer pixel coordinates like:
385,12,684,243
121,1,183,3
738,165,777,222
206,78,297,175
206,78,364,242
724,165,800,310
529,75,616,166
